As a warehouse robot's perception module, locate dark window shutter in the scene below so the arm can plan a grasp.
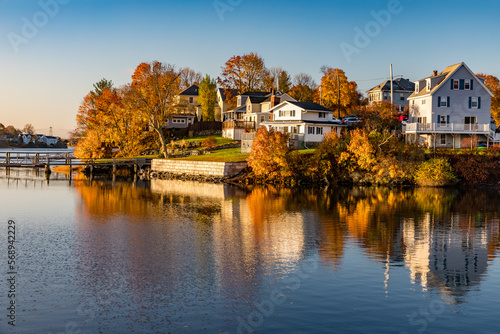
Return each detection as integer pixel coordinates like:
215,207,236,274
478,97,481,109
437,96,441,107
437,114,440,123
447,115,450,124
470,80,473,90
469,97,472,109
460,79,465,90
451,80,454,90
447,96,450,107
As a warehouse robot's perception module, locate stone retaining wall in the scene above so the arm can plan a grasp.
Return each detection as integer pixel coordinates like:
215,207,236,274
151,159,247,177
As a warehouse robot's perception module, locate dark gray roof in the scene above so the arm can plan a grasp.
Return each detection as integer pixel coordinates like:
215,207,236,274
286,101,333,112
179,84,199,96
218,88,238,101
248,96,268,104
367,78,415,93
240,91,270,97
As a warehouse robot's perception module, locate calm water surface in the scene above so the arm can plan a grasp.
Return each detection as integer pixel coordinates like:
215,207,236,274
0,170,499,333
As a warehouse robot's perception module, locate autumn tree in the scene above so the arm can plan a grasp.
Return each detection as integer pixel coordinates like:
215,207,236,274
4,125,19,136
129,61,181,157
319,67,362,118
476,73,500,126
23,123,35,135
218,52,268,97
74,79,123,158
179,67,202,89
198,74,217,121
247,127,291,181
362,101,399,132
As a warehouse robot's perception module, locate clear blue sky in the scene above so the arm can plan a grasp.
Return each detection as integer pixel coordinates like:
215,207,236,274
1,0,499,137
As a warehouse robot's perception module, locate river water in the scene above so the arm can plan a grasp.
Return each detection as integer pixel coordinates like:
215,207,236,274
0,170,499,333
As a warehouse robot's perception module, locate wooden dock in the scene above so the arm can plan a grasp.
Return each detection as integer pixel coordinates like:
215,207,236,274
0,151,152,177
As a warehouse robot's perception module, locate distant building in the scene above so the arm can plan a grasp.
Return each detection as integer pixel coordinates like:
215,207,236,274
36,134,58,145
366,78,415,110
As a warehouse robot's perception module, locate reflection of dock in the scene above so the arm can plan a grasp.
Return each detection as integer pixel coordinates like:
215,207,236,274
150,179,247,199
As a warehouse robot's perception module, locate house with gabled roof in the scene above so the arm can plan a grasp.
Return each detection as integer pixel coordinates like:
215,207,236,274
404,62,497,148
260,101,344,147
222,91,295,140
367,78,415,110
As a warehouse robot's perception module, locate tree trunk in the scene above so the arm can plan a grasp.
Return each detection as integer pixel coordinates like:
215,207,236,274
154,126,168,158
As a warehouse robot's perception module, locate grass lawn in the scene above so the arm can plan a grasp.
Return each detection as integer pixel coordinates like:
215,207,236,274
173,148,249,163
179,135,236,146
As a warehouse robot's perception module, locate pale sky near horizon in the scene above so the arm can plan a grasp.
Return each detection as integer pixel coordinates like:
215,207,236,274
1,0,500,137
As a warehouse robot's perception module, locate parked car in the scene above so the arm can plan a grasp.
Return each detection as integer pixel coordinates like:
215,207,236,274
343,117,362,124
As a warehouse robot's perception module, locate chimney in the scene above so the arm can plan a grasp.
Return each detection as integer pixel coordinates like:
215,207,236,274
433,70,438,77
271,90,280,108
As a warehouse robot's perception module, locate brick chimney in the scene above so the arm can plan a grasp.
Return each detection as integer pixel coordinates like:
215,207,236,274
271,90,280,108
433,70,438,76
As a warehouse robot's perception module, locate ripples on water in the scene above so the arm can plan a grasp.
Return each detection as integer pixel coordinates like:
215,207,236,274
0,170,499,333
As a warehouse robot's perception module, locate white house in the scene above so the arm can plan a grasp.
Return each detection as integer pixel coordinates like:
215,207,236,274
261,101,343,146
222,91,296,140
404,62,497,148
36,135,58,145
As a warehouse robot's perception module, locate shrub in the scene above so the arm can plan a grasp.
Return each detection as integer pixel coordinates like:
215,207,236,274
414,158,457,186
201,136,217,149
460,136,479,149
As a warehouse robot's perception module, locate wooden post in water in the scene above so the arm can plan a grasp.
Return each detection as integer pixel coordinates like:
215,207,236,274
35,153,40,165
112,158,117,175
45,158,51,179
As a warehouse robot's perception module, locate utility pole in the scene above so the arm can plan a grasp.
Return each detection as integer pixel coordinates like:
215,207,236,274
337,73,341,119
390,64,394,105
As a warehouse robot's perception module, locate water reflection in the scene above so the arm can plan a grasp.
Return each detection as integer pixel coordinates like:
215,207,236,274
71,180,500,331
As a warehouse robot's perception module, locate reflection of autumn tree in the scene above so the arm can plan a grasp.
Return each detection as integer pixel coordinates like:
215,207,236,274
74,181,156,217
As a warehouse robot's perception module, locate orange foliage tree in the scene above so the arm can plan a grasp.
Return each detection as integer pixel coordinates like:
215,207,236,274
318,67,362,118
217,52,268,106
476,73,500,126
247,127,291,181
128,61,181,157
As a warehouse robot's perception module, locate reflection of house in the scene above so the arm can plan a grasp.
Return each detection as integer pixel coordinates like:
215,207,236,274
404,62,497,148
402,214,489,300
261,101,343,146
366,78,415,110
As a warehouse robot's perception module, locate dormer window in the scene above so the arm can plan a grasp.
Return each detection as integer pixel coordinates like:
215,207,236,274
415,83,419,92
426,79,431,91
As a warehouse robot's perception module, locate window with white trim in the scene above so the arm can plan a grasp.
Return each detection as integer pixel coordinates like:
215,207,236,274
426,79,431,91
189,97,194,104
464,80,470,90
471,97,479,108
319,112,326,118
422,99,426,105
440,134,446,145
316,127,323,135
308,127,315,134
453,80,459,90
439,116,447,124
400,94,405,101
440,98,448,107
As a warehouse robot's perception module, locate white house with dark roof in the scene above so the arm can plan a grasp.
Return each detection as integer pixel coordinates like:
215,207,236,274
404,62,498,148
222,91,295,140
260,101,343,146
366,78,415,110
